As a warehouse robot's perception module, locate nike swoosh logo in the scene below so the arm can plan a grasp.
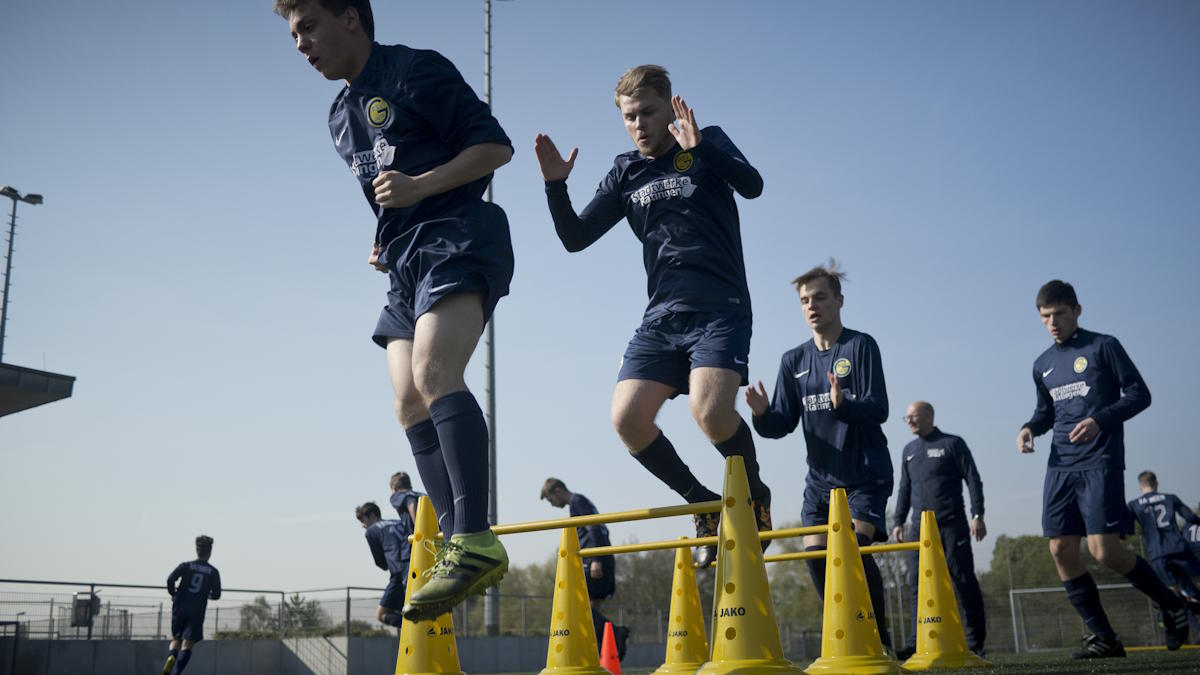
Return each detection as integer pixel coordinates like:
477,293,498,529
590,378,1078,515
733,357,747,365
335,128,347,146
1105,520,1120,527
794,369,810,379
427,282,458,295
866,511,880,518
1042,368,1054,377
906,455,915,461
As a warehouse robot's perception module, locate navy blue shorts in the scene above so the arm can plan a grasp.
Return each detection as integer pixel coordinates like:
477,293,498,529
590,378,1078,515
1042,467,1132,537
373,201,514,346
380,572,407,610
584,556,616,600
617,310,751,395
170,609,205,642
802,482,890,542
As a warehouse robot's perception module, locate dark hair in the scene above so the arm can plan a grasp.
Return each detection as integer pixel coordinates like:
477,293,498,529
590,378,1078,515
792,259,846,296
195,535,214,559
390,471,412,491
1137,471,1158,488
1036,280,1078,309
273,0,375,41
540,477,567,500
355,501,382,521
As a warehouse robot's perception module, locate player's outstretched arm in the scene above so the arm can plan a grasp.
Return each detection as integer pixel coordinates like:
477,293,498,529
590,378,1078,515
671,95,763,199
373,143,512,210
668,95,702,150
539,136,624,253
534,134,577,182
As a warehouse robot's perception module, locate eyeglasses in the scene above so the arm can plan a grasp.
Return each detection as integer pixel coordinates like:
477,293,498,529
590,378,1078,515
903,415,923,421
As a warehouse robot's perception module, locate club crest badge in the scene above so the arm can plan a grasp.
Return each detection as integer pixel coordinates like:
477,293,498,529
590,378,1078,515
1073,357,1088,374
673,151,693,173
366,97,392,129
834,358,852,378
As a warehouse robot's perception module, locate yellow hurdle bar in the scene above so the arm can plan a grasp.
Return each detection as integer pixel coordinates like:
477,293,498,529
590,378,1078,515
764,540,919,563
490,499,722,536
579,524,829,557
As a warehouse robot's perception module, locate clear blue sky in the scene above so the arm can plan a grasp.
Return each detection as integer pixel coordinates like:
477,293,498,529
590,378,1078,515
2,1,1198,592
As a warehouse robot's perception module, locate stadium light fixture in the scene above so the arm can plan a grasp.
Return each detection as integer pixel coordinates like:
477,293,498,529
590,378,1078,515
1,185,44,362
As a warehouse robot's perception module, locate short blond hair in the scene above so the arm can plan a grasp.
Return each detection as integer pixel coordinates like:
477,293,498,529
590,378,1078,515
614,65,671,107
792,258,847,296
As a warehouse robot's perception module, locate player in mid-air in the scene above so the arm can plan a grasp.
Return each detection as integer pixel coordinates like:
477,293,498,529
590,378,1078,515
1128,472,1200,621
535,65,769,567
746,262,894,650
162,536,221,675
1018,279,1189,657
356,502,411,627
274,0,514,621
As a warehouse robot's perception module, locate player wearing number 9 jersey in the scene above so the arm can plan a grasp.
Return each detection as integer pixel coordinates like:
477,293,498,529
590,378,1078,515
162,535,221,675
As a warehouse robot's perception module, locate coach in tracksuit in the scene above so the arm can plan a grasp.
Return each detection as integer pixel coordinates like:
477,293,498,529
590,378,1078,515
891,401,987,657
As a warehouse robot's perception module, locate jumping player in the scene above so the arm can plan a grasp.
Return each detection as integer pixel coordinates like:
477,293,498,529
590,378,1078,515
541,478,630,660
534,65,769,567
892,401,987,658
1018,279,1189,657
746,262,894,649
356,502,410,627
274,0,514,621
1128,472,1200,615
162,536,221,675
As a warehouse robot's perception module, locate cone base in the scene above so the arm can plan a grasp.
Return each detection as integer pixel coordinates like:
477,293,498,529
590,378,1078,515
805,654,904,674
697,658,806,674
396,669,464,675
652,661,707,674
903,651,991,670
538,667,612,675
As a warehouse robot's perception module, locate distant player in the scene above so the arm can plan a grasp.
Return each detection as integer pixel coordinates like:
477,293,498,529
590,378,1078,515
356,502,411,628
1017,279,1189,657
162,535,221,675
389,471,423,533
746,262,894,649
541,478,630,661
274,0,515,621
1189,504,1200,558
1128,472,1200,614
535,65,769,567
892,401,987,658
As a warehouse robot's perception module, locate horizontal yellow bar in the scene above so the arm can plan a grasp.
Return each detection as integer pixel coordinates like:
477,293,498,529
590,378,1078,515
764,541,919,563
491,500,721,536
581,536,717,557
761,525,827,540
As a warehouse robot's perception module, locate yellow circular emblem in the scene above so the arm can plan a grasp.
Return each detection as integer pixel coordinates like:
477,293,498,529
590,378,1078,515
366,97,392,129
834,358,852,378
673,151,693,173
1073,357,1088,374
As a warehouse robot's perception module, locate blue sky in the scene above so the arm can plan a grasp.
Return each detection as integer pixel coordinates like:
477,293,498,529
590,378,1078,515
2,1,1198,593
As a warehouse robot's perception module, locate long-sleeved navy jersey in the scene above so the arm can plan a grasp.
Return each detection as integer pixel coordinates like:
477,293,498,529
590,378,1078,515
1187,522,1200,556
545,126,761,321
364,519,409,575
1128,491,1200,560
167,560,221,613
893,428,984,529
1023,329,1150,471
329,43,512,260
752,328,892,490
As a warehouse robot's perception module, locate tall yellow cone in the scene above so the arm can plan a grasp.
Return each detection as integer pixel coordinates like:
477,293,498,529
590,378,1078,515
698,456,804,674
652,540,709,674
540,526,609,675
395,496,464,675
902,511,990,670
805,488,902,675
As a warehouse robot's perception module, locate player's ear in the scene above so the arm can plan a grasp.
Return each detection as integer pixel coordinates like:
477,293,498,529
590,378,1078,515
1073,304,1082,318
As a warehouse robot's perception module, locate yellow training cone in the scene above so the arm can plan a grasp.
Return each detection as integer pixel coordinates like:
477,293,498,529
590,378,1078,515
902,511,990,670
395,496,464,675
805,488,902,675
652,540,709,674
540,526,609,675
698,456,804,674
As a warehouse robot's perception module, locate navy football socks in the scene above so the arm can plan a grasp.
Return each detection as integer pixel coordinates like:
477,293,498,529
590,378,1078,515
632,432,720,503
858,532,892,649
173,649,192,675
713,418,768,500
429,391,491,535
406,418,456,536
805,545,827,600
1125,556,1184,610
380,610,404,627
1064,573,1117,641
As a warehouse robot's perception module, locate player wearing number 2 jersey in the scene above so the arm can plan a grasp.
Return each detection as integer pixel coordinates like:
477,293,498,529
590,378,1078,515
162,535,221,675
1129,472,1200,612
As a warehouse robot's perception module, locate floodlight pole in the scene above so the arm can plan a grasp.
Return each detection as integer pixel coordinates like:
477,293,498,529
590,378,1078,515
1,186,43,363
483,0,500,638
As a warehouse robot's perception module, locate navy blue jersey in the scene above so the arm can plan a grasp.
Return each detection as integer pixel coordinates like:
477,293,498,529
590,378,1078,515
365,519,409,575
389,489,424,561
329,43,512,257
752,328,893,490
545,127,761,321
1187,521,1200,555
1023,329,1150,471
569,493,613,569
1128,491,1200,560
167,560,221,613
894,428,984,529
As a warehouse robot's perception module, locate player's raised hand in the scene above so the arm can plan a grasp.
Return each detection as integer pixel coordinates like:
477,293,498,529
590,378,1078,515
373,170,425,209
368,242,386,273
668,95,702,151
1017,427,1035,453
891,525,905,543
827,372,843,409
534,133,578,182
745,380,769,417
1068,417,1099,444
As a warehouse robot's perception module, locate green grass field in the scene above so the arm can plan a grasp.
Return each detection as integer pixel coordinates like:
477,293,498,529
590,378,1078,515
498,647,1200,674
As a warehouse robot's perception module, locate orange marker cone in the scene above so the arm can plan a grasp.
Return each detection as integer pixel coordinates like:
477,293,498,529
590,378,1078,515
395,496,464,675
540,526,609,674
805,488,902,674
698,456,804,674
600,622,623,674
902,511,990,671
652,541,709,674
